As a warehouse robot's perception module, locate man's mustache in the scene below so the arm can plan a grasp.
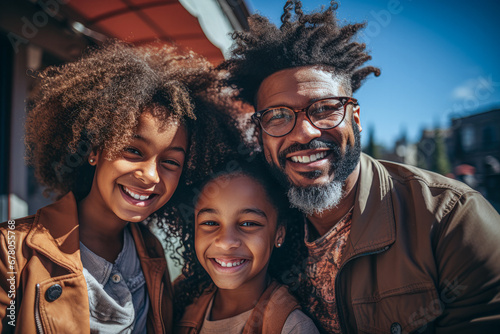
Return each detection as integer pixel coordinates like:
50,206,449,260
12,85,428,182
278,139,339,168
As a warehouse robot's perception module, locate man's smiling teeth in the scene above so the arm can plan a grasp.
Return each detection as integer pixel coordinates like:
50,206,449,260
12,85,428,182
290,151,327,163
123,186,152,201
214,259,246,267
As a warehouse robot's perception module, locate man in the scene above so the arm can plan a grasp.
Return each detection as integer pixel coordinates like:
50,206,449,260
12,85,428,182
221,1,500,333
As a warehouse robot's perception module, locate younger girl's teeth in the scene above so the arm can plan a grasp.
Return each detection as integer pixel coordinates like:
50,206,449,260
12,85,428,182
123,186,151,200
290,151,327,163
215,259,245,267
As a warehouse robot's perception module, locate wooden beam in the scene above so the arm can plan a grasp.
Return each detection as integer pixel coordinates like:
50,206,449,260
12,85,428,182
0,0,90,61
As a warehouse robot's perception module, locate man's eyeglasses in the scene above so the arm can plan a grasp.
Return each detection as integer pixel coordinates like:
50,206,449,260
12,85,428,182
251,97,358,137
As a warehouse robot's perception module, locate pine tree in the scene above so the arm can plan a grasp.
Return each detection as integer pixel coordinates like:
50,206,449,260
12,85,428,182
364,126,380,159
432,128,451,175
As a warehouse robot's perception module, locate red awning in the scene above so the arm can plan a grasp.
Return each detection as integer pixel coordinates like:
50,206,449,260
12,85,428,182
66,0,226,64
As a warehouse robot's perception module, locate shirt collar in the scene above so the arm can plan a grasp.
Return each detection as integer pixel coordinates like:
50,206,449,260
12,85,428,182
80,224,136,285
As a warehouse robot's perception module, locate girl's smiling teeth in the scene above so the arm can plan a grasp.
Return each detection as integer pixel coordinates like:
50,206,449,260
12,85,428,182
214,258,247,268
122,185,155,201
290,151,328,163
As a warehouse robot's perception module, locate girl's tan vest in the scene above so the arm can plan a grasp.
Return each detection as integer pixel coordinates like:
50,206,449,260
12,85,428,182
175,281,300,334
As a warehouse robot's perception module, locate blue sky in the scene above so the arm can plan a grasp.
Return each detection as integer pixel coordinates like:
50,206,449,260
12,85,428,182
246,0,500,148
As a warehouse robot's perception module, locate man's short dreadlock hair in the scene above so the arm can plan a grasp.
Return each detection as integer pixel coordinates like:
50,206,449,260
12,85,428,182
220,0,381,104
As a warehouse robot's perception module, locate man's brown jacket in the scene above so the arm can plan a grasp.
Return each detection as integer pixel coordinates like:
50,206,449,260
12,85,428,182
317,153,500,333
0,192,173,333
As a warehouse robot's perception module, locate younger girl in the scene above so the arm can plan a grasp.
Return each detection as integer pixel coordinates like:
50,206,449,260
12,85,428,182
0,41,240,333
173,157,319,333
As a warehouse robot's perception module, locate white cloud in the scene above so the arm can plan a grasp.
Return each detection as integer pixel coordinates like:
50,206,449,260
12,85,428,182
452,82,475,100
451,76,495,101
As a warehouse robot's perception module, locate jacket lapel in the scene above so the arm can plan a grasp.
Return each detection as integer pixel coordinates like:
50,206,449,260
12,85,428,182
342,154,396,263
130,223,171,333
177,286,216,331
25,192,83,272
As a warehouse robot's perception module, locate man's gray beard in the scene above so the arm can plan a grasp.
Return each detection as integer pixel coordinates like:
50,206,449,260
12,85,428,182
265,118,362,216
287,181,344,216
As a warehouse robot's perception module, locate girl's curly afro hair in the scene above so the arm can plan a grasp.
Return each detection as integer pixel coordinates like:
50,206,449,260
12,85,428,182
219,0,381,104
26,40,244,201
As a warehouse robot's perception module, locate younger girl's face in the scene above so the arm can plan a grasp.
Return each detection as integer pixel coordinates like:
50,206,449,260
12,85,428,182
89,111,188,223
195,175,285,291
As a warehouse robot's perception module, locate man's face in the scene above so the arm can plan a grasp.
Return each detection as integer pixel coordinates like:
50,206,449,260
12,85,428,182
256,66,362,195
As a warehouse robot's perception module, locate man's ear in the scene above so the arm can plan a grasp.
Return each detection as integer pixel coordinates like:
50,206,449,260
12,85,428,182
353,105,362,133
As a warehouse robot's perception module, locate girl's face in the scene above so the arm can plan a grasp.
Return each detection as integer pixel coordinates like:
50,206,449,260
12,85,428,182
89,111,188,223
194,175,285,291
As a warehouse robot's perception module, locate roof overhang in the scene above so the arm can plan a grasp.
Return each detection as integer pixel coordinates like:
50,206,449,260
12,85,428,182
0,0,250,63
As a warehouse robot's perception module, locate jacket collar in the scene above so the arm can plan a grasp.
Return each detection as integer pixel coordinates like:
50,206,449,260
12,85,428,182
342,153,396,261
177,281,286,332
177,285,216,331
26,192,83,272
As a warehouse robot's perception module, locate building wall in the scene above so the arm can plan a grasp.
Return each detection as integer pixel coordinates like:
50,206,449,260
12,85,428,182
451,109,500,175
450,108,500,209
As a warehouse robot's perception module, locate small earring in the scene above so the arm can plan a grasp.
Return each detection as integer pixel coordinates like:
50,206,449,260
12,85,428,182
277,243,282,248
89,158,95,164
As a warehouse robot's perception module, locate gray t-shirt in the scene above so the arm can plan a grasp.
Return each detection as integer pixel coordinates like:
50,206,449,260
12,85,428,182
80,225,149,334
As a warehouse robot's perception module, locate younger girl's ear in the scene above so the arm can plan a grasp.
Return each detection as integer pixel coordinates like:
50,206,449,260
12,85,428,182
275,225,286,247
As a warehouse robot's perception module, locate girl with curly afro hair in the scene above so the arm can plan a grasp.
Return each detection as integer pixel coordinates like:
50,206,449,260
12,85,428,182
171,154,319,333
0,41,244,333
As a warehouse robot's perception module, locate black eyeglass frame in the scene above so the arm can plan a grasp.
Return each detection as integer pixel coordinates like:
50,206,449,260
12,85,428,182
251,96,359,137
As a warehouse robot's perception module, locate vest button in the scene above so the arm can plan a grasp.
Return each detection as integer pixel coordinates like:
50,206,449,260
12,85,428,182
45,284,62,301
390,322,402,334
